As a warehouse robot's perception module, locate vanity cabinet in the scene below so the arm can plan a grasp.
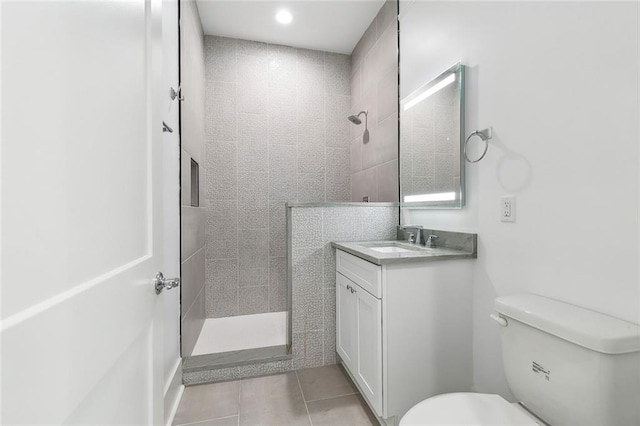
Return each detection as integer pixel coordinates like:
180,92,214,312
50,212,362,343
337,272,382,414
335,248,474,426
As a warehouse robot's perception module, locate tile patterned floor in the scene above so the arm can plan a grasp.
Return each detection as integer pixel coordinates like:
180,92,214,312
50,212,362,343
173,364,378,426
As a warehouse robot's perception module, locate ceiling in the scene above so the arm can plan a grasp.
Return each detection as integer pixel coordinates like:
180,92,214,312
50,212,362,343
195,0,386,55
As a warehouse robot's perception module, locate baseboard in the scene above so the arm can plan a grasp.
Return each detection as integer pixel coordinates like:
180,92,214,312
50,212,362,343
164,359,184,426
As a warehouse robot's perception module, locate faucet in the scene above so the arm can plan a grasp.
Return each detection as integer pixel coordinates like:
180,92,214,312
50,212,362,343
400,225,423,244
425,234,439,248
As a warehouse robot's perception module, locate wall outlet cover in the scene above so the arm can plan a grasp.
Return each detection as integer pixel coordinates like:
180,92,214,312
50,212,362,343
501,196,516,222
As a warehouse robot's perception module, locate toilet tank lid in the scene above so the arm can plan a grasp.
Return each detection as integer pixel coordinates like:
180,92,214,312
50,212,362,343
495,294,640,354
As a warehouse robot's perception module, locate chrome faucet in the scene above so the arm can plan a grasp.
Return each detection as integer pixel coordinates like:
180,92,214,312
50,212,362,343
400,225,423,244
425,234,439,248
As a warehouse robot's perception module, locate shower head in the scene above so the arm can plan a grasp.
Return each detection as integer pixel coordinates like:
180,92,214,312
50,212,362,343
347,115,362,125
347,110,368,125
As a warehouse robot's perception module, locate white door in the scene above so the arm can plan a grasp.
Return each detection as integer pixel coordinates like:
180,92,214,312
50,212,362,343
336,273,357,369
355,285,383,416
1,0,169,424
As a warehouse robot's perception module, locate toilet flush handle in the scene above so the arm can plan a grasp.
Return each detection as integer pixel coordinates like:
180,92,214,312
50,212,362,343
490,313,508,327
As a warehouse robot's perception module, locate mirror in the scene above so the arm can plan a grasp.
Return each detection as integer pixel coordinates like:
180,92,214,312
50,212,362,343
400,63,465,208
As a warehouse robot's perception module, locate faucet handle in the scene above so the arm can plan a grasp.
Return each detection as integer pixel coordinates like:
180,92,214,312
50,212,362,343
426,234,439,247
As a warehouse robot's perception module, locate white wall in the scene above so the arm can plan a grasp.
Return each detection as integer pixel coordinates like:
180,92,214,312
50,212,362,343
400,1,639,398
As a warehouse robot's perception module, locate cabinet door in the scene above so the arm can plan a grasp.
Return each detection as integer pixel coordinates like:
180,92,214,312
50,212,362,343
355,285,383,416
336,273,357,370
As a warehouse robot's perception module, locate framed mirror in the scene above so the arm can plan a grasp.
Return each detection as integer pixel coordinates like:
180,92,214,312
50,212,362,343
400,63,465,208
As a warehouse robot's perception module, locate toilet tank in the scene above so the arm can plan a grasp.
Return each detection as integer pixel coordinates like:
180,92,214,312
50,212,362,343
495,294,640,426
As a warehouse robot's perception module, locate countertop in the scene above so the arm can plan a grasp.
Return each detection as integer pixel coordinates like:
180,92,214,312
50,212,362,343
331,240,476,265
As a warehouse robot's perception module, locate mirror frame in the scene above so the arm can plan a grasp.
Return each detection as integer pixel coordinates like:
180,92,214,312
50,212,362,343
399,62,465,209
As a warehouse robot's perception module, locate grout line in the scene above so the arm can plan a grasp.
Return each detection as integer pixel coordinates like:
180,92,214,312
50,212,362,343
304,391,359,404
295,370,314,426
237,377,242,426
177,415,239,426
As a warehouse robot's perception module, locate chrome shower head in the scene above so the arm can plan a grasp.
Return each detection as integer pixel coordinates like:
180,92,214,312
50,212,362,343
347,115,362,125
347,110,368,126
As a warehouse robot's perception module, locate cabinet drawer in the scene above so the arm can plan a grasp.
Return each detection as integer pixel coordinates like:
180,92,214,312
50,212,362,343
336,250,381,298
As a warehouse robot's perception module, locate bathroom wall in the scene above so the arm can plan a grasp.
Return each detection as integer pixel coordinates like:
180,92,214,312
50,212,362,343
180,0,207,357
182,204,399,384
399,1,639,398
204,37,352,318
350,0,399,202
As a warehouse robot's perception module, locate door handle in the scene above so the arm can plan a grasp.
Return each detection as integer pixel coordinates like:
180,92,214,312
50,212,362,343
154,272,180,294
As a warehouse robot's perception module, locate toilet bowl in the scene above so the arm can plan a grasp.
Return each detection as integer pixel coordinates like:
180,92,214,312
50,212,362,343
399,294,640,426
399,393,541,426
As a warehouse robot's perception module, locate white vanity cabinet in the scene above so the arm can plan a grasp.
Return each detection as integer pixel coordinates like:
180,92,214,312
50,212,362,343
335,248,474,425
337,272,383,414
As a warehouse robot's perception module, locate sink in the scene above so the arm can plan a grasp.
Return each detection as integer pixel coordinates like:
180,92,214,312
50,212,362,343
369,246,414,253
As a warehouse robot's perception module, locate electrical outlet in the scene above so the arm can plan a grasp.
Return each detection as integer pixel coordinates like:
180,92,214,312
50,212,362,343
501,196,516,222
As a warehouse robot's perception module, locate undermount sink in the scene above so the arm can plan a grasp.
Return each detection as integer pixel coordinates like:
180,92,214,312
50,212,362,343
369,246,414,253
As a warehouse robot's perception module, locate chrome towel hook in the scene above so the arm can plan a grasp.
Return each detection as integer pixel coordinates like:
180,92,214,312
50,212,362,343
464,127,493,163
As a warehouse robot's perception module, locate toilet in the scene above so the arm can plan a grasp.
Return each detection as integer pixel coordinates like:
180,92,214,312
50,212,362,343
400,294,640,426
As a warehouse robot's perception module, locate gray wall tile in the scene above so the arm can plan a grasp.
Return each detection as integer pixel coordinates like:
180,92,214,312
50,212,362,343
376,0,397,37
351,167,377,203
238,114,268,172
323,288,337,365
323,245,337,289
326,148,351,202
325,53,351,95
349,6,398,202
239,286,269,315
203,36,351,318
182,247,206,317
298,173,325,203
298,144,325,174
206,81,237,141
206,141,237,201
181,206,206,262
269,201,286,257
237,39,268,57
237,172,268,229
325,94,351,148
322,207,365,243
269,257,287,312
181,150,192,206
292,208,323,249
378,66,398,123
377,113,399,165
206,258,239,318
350,19,376,71
268,44,297,91
181,6,207,338
292,248,324,334
293,330,324,369
238,228,269,287
206,200,238,259
205,36,237,82
268,89,297,145
182,285,206,356
376,160,399,203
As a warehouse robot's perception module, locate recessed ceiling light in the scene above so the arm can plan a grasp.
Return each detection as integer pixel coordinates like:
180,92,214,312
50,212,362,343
276,9,292,24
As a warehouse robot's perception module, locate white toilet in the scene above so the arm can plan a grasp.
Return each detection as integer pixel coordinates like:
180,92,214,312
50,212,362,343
400,294,640,425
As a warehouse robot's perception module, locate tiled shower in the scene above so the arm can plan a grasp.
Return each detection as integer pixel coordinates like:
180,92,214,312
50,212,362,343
180,0,399,374
203,36,352,322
